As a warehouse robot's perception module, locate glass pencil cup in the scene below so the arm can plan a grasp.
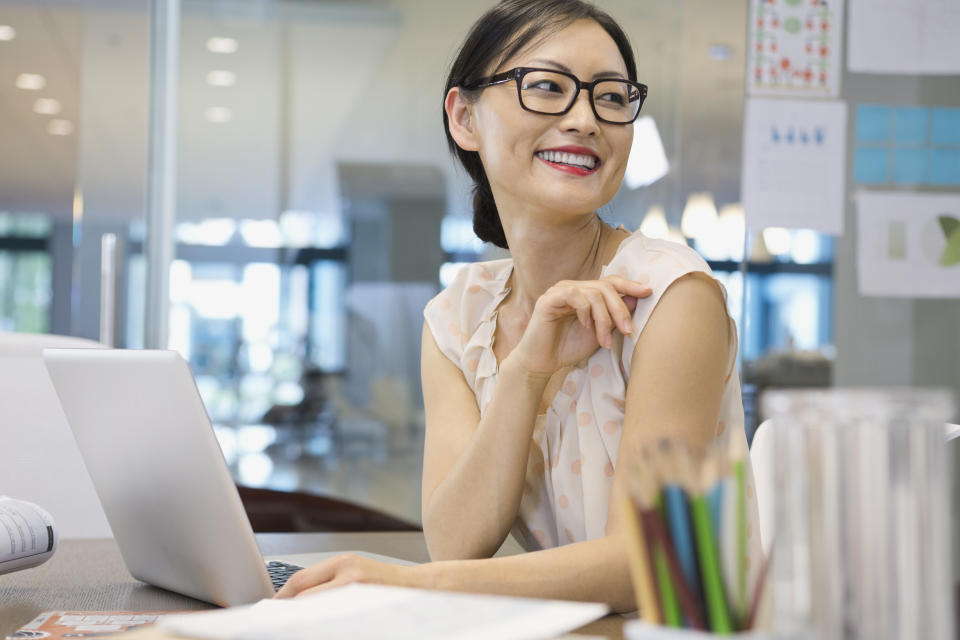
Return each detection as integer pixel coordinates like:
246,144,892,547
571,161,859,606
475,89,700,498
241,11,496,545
761,388,955,640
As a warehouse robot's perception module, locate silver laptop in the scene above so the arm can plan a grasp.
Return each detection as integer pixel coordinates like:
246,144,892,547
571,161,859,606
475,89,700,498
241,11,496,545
42,348,413,607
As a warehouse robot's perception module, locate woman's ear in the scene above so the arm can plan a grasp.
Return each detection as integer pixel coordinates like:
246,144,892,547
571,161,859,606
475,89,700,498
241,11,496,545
445,87,480,152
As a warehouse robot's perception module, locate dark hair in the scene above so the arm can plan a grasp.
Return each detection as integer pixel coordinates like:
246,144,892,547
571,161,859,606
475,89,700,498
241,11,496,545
443,0,637,250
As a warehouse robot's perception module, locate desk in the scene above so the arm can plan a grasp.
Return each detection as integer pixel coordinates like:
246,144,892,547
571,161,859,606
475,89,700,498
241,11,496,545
0,534,624,639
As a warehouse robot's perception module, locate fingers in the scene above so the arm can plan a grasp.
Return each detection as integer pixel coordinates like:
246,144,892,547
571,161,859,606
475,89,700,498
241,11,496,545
275,555,349,598
579,287,616,348
603,275,653,299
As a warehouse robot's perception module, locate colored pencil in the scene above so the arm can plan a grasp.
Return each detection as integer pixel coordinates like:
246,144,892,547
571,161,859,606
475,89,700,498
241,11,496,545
730,434,750,623
657,440,704,606
746,535,774,630
619,472,661,624
719,473,742,628
689,452,733,633
643,442,707,630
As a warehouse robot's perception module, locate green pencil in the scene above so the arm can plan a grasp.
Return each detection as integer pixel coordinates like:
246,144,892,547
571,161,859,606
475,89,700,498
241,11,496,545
690,454,733,633
653,544,682,626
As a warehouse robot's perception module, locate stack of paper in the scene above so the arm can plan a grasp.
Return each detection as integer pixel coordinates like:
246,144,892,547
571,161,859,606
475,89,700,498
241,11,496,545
156,584,609,640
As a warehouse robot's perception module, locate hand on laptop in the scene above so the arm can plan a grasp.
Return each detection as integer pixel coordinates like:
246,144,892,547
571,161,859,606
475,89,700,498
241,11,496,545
275,553,426,598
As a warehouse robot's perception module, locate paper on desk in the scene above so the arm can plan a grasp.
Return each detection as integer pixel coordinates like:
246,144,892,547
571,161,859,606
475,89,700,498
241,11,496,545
157,583,609,640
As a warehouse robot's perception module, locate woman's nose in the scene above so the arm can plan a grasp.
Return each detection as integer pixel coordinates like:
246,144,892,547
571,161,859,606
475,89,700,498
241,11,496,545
557,90,600,135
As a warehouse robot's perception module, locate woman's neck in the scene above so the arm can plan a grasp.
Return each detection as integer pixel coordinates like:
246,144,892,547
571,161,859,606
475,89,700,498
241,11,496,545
503,214,625,318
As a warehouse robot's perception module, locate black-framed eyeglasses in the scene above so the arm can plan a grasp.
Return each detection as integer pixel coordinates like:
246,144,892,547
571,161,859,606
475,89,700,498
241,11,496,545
463,66,648,125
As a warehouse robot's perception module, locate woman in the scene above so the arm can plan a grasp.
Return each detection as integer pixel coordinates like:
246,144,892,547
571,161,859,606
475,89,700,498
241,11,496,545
278,0,759,613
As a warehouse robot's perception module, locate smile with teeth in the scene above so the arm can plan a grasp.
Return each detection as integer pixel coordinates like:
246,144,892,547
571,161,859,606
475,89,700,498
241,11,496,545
536,150,599,170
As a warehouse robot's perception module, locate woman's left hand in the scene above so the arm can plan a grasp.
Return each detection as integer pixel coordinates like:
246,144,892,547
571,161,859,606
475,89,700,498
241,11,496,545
274,553,426,598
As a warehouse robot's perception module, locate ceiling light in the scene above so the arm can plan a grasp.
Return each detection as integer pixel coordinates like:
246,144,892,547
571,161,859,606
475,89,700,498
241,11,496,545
681,192,719,239
47,119,74,136
624,116,669,189
762,227,792,256
0,25,16,41
205,106,232,123
639,205,669,240
717,203,746,261
206,70,236,87
33,98,61,115
15,73,46,90
206,37,238,54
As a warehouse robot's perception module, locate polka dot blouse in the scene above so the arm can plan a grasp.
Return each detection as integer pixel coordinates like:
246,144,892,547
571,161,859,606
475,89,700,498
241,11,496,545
423,228,762,584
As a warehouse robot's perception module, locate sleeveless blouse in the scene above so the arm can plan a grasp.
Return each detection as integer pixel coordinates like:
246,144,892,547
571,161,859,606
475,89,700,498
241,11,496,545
423,228,762,586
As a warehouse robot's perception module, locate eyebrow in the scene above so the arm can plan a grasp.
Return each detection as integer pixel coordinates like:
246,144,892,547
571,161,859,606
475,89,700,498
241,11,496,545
527,58,626,80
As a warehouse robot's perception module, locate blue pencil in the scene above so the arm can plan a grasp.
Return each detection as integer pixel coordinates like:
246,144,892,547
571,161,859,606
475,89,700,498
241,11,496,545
664,484,703,602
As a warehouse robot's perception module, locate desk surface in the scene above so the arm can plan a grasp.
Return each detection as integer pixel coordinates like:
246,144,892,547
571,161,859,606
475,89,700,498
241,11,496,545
0,534,624,639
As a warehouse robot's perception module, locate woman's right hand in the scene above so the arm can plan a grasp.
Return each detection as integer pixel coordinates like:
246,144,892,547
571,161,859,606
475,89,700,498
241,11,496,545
509,275,653,376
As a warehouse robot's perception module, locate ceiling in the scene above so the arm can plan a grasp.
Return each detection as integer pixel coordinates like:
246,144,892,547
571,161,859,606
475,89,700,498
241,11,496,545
0,0,747,229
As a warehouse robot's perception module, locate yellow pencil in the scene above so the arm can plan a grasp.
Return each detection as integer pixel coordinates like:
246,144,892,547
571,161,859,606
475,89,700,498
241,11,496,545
619,470,661,624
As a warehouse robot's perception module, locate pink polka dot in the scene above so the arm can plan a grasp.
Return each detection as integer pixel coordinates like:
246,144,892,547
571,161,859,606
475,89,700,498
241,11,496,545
448,323,460,337
717,420,726,435
603,420,619,434
564,381,577,396
634,273,651,286
744,555,752,570
578,412,592,427
650,254,663,263
532,529,547,546
612,398,626,410
565,528,576,543
604,461,614,477
590,364,604,378
558,495,569,509
467,357,480,372
468,285,483,294
571,459,582,475
533,461,545,476
746,522,752,540
747,483,754,499
438,299,452,310
481,267,494,281
552,453,560,469
616,266,629,278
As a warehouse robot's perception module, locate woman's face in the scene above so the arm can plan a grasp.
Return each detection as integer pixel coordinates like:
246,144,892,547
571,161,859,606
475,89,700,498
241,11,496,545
469,19,634,223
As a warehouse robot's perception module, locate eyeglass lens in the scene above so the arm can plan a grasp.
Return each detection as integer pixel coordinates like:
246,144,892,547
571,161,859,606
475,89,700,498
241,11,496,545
518,70,641,123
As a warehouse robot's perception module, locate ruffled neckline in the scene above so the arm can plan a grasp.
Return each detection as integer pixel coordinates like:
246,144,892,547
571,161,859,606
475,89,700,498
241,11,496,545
468,226,646,398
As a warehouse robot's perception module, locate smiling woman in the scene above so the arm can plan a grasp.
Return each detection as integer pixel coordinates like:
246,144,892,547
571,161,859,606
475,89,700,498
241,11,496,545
276,0,760,614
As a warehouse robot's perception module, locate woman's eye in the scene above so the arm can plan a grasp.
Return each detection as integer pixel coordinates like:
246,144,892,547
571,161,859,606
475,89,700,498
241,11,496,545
598,92,626,106
525,80,563,93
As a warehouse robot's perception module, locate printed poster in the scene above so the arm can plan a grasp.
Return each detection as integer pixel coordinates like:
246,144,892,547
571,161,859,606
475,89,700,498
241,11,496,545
857,191,960,298
848,0,960,74
742,98,847,234
748,0,843,97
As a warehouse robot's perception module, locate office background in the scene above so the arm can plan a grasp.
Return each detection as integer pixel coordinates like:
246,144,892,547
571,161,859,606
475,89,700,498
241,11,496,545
0,0,957,526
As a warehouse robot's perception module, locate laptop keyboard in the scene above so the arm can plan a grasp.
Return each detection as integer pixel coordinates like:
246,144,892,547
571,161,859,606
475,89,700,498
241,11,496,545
265,560,305,591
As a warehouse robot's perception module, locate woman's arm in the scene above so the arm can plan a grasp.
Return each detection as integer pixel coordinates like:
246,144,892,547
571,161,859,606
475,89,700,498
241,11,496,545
279,274,731,611
425,273,732,611
420,324,550,560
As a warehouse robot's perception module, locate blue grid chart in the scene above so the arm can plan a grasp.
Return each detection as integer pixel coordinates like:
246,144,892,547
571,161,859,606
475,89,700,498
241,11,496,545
854,104,960,186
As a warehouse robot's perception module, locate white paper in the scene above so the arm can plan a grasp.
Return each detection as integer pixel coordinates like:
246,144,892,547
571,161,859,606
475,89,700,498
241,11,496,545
748,0,844,97
159,583,609,640
0,496,58,574
742,98,847,234
856,191,960,298
848,0,960,74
